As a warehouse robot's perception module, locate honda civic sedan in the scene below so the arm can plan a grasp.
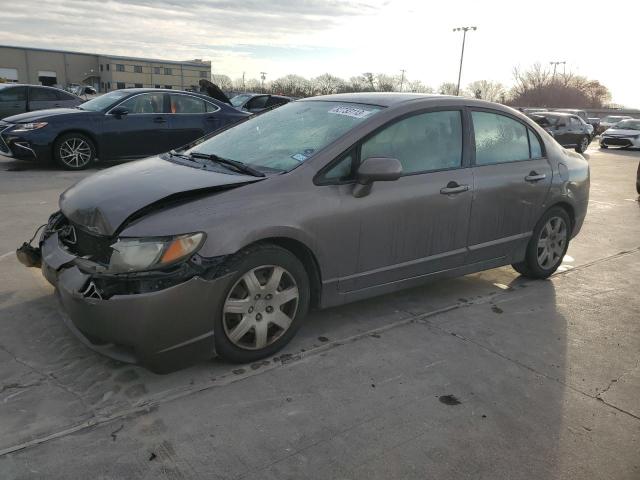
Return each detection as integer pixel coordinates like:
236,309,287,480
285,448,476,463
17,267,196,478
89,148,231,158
0,88,247,169
24,93,590,372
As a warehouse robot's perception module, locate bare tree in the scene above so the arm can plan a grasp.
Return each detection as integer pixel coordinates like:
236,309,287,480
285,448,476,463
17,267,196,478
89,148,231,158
438,82,458,95
375,73,396,92
362,72,376,91
270,75,311,97
312,73,345,95
509,63,611,108
406,80,434,93
211,74,232,91
465,80,506,102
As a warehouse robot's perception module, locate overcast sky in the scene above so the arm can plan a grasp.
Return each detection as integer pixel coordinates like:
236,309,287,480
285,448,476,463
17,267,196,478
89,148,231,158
1,0,638,106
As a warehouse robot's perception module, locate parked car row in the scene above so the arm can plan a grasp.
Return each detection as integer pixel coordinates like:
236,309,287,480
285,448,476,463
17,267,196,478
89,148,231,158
0,83,84,118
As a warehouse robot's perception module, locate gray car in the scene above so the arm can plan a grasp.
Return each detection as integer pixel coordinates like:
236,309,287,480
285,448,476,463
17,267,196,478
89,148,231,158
26,93,590,372
0,84,83,120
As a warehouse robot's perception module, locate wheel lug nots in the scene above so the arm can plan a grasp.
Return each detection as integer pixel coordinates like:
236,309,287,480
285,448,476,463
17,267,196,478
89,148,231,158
254,294,261,300
248,307,254,313
265,294,272,300
256,313,263,321
266,306,274,313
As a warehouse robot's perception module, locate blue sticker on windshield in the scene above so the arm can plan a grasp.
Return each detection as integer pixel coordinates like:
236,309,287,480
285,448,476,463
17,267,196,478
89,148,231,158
291,153,308,162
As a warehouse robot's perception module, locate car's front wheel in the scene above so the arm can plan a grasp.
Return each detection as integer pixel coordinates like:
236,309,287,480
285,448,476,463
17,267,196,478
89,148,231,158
54,133,96,170
575,135,590,153
512,207,571,279
214,244,310,363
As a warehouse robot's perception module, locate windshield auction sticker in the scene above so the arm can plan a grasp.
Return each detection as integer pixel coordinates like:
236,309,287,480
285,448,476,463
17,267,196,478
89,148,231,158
328,106,375,119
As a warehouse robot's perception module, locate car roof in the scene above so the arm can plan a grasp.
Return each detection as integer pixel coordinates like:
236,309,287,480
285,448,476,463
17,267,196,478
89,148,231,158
301,92,459,107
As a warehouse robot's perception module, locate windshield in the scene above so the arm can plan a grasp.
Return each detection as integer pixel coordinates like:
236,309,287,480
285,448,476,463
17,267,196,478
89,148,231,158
613,119,640,130
77,90,130,111
187,101,383,172
230,94,252,107
602,116,626,123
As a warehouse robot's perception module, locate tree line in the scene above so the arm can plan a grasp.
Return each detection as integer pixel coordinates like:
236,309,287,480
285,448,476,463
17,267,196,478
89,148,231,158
212,63,613,109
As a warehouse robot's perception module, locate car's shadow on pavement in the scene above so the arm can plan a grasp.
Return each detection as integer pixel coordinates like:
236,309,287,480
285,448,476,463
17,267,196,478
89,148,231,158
0,259,567,472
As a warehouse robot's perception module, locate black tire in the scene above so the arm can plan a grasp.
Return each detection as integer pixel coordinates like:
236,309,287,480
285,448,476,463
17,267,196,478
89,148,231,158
512,206,571,279
214,243,310,363
575,135,590,153
53,133,96,170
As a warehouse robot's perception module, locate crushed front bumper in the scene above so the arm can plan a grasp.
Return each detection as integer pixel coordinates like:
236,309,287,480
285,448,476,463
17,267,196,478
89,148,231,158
41,232,231,373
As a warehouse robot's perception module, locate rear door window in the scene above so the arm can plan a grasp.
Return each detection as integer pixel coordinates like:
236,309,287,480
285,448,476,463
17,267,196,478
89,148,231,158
169,94,206,114
246,96,269,110
472,111,530,165
30,87,58,101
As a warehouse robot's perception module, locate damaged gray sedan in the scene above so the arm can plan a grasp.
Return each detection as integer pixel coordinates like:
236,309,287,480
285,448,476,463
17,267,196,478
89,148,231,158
20,93,590,372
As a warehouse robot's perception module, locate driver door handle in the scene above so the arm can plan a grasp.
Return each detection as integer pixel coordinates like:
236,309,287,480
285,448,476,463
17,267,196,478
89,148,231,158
525,171,546,182
440,182,470,195
153,117,167,124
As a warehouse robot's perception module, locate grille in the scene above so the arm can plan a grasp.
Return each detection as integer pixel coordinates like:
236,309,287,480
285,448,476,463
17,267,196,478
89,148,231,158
602,137,632,146
59,220,114,264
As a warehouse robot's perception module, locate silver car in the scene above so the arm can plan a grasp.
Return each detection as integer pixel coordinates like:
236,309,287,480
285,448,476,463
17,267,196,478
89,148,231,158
25,93,590,372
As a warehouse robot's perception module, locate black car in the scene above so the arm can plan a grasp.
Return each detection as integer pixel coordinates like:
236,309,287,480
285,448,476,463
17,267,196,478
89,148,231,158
0,84,83,119
529,112,592,153
230,93,293,113
0,88,248,170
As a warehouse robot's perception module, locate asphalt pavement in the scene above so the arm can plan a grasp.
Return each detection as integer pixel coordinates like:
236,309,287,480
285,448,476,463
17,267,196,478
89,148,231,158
0,145,638,479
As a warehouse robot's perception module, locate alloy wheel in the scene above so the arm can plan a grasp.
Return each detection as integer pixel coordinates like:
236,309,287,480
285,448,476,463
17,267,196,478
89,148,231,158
223,265,299,350
536,216,567,270
580,136,589,152
59,138,92,168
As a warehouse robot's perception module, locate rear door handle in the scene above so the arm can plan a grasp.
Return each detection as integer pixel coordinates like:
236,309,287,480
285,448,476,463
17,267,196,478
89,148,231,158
440,182,470,195
525,172,546,182
153,117,167,124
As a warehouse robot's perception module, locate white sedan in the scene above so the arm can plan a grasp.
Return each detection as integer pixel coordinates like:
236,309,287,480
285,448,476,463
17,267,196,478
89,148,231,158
600,119,640,149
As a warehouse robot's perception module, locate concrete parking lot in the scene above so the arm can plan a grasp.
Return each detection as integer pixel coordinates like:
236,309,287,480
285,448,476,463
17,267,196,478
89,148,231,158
0,145,638,479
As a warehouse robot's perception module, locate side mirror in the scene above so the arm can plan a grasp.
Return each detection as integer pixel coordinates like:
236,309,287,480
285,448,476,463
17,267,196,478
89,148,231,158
110,106,129,118
353,157,402,198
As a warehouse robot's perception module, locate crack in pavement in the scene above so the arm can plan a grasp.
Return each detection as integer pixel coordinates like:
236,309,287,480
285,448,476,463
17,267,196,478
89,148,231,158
1,247,639,457
0,342,96,419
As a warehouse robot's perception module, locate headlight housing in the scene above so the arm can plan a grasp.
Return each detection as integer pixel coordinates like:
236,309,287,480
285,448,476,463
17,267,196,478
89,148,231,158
12,122,48,133
108,232,205,273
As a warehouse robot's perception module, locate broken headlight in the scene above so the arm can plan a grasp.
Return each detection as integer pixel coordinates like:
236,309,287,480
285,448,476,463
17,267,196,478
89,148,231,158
108,232,205,273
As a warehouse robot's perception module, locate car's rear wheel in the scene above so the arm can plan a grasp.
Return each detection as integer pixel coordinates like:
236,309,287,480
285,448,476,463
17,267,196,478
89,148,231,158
512,207,571,279
54,133,96,170
575,135,590,153
214,244,310,363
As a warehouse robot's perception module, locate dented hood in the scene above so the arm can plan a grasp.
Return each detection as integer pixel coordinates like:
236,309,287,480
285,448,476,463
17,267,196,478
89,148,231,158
60,156,261,236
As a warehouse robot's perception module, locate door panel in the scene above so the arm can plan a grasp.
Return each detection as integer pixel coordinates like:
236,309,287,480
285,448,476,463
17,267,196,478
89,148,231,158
468,110,552,262
467,159,552,262
101,92,170,159
334,109,471,292
338,169,473,292
166,94,209,148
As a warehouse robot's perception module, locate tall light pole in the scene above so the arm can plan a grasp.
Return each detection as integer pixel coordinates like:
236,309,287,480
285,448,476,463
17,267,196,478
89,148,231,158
399,69,406,92
453,26,476,96
260,72,267,92
549,61,566,78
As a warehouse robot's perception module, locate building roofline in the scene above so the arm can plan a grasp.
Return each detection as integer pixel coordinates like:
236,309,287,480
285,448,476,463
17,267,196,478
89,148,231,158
0,44,211,68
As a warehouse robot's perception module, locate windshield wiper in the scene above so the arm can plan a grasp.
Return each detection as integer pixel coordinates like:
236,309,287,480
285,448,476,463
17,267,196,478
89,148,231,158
188,152,266,177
